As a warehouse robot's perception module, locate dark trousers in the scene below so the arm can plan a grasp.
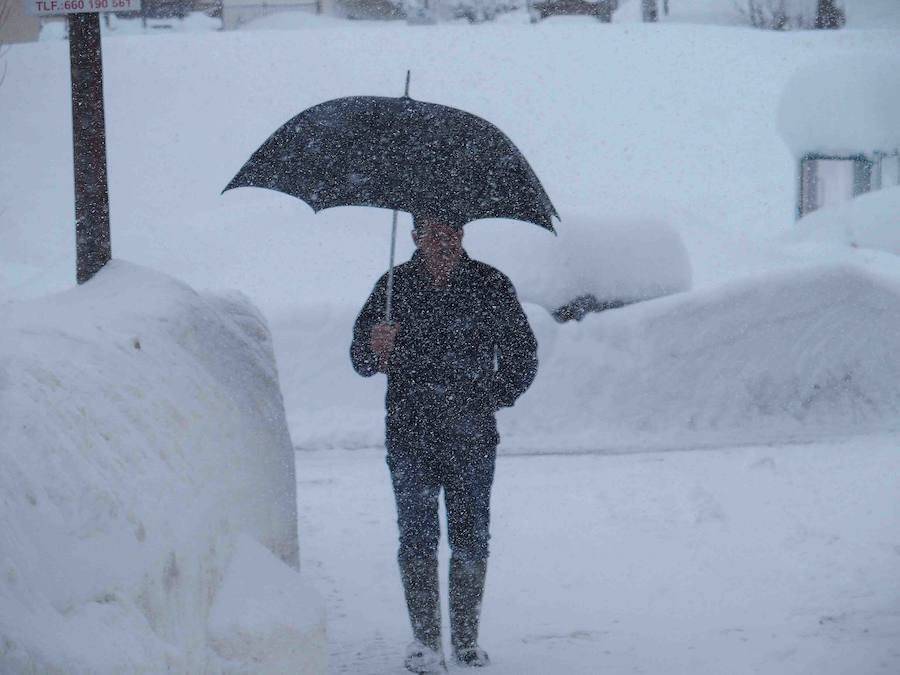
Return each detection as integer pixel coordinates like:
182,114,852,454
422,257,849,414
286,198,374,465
386,438,497,564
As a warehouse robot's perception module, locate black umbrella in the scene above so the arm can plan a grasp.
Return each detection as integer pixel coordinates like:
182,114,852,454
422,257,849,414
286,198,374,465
223,76,558,317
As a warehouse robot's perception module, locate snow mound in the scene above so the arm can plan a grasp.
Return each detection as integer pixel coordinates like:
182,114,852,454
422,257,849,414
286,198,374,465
506,264,900,450
790,185,900,256
779,57,900,156
0,261,325,674
277,265,900,452
465,212,692,312
209,535,327,674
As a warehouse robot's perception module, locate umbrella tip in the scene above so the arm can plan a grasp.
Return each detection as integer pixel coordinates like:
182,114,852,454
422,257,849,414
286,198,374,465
404,70,411,98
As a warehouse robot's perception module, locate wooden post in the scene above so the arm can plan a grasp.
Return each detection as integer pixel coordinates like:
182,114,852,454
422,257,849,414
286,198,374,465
69,12,111,284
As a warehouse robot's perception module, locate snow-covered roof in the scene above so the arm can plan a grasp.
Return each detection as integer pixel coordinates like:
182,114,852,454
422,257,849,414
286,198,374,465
778,57,900,157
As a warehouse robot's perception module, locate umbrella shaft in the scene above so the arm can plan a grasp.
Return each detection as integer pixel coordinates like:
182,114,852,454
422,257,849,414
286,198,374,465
385,210,398,322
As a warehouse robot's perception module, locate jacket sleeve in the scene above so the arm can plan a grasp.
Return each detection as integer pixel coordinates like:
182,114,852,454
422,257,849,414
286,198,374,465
491,273,538,409
350,274,388,377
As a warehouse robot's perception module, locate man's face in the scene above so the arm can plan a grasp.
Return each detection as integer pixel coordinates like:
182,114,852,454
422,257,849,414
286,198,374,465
413,219,465,280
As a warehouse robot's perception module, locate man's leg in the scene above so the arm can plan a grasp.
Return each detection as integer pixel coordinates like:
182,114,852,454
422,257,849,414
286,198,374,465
387,446,443,656
444,441,497,665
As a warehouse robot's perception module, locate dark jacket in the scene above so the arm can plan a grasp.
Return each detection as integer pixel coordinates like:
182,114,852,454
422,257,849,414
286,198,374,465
351,252,538,448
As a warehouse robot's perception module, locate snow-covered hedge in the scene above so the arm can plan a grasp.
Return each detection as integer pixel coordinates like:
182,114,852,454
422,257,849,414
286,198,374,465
0,262,325,674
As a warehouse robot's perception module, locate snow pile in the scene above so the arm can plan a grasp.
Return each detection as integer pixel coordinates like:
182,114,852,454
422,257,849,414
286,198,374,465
790,186,900,255
279,264,900,451
209,534,326,674
0,261,325,674
778,57,900,156
466,212,692,312
506,264,900,450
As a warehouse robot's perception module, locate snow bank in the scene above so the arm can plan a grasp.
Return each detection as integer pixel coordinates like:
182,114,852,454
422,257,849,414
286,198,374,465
0,261,325,674
278,264,900,451
506,263,900,450
466,212,692,312
790,185,900,255
209,535,327,674
779,57,900,156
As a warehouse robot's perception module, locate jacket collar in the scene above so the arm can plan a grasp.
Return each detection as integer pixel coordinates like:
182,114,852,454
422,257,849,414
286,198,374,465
411,250,472,288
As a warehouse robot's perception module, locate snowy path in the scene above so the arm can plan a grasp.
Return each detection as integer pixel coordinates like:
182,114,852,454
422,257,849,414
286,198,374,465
295,438,900,674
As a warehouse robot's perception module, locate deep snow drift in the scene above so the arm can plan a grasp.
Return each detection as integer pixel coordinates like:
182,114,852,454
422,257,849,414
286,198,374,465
791,186,900,256
278,263,900,451
4,22,898,452
0,262,324,674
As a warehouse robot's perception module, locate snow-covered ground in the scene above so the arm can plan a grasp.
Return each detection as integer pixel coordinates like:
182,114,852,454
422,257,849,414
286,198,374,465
298,439,900,674
3,7,900,674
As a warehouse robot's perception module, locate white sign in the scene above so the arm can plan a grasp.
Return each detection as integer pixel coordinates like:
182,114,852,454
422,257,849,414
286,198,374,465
25,0,141,16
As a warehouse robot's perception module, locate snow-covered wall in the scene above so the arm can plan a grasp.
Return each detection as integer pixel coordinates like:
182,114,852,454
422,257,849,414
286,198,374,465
0,261,325,674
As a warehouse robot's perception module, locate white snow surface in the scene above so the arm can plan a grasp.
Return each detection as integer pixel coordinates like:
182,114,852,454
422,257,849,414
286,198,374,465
3,11,900,675
298,439,900,674
0,261,324,674
3,23,898,308
791,186,900,255
778,56,900,156
3,21,898,452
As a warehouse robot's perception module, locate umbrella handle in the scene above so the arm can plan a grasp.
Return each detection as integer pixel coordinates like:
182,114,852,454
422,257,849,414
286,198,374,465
385,209,398,323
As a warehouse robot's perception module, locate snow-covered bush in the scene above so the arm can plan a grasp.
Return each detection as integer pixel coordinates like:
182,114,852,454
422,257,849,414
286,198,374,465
0,261,325,674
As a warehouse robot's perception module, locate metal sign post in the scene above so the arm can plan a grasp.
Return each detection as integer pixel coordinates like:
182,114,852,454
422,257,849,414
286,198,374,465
25,0,141,283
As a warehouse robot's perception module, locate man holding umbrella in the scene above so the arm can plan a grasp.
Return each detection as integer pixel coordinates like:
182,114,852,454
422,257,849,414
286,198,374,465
224,85,556,673
350,210,538,671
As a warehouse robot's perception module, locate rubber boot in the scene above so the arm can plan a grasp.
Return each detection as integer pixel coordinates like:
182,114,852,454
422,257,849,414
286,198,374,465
449,557,490,667
399,555,442,652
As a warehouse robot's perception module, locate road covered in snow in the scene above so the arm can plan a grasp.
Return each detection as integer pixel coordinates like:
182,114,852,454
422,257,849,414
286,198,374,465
296,438,900,674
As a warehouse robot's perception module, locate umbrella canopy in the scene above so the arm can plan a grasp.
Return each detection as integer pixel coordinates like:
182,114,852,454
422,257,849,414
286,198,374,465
223,95,558,232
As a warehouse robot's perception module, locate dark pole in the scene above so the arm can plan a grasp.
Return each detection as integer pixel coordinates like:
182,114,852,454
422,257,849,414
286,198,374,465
69,12,111,285
815,0,845,29
641,0,658,22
